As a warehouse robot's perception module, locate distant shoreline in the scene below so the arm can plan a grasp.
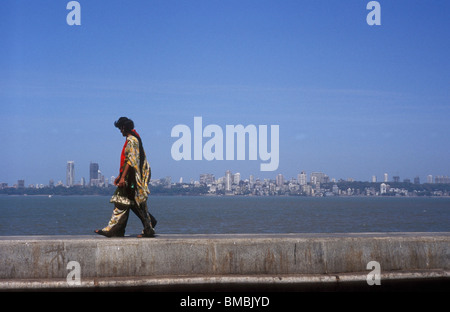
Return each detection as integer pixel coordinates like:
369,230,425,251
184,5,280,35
1,181,450,197
1,193,449,199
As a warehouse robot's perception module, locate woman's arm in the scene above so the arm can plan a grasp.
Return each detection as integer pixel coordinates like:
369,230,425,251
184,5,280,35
117,163,131,188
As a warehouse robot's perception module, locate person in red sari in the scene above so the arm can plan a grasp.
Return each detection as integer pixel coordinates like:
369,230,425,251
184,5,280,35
95,117,156,237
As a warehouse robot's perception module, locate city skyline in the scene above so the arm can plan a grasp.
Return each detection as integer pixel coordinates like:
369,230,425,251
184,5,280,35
2,165,449,198
2,158,448,189
1,1,449,186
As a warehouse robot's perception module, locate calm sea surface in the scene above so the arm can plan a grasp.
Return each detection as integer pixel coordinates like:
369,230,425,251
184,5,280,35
0,195,449,236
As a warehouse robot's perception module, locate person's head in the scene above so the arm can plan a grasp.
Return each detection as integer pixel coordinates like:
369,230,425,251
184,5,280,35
114,117,134,136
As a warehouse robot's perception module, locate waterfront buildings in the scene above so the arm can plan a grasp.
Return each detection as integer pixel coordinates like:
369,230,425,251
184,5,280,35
187,170,450,197
2,164,449,197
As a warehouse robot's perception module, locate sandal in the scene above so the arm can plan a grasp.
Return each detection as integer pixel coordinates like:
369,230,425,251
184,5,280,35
94,229,111,237
94,229,125,237
137,228,155,238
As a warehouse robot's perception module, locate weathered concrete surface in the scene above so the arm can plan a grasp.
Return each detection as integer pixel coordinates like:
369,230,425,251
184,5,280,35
0,233,448,291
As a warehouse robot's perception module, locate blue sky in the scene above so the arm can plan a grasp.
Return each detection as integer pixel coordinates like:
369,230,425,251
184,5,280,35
1,0,449,186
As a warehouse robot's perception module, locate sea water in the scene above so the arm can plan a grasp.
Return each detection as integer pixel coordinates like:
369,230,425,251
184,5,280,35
0,195,448,236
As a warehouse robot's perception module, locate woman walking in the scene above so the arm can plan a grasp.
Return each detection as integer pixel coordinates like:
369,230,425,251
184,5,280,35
95,117,156,237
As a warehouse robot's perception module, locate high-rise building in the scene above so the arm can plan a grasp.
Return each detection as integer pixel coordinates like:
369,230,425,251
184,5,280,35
225,170,232,191
332,184,339,195
234,172,241,185
427,175,433,184
200,173,215,185
380,183,387,194
276,173,284,186
435,176,450,184
384,173,388,182
371,175,377,183
90,162,99,186
298,171,307,186
310,172,329,184
66,161,75,187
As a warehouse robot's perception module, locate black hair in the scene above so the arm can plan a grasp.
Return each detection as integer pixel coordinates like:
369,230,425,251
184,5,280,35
114,117,134,133
114,117,146,175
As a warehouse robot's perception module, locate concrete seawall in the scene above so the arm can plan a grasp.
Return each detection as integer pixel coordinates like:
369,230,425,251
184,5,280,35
0,233,448,291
